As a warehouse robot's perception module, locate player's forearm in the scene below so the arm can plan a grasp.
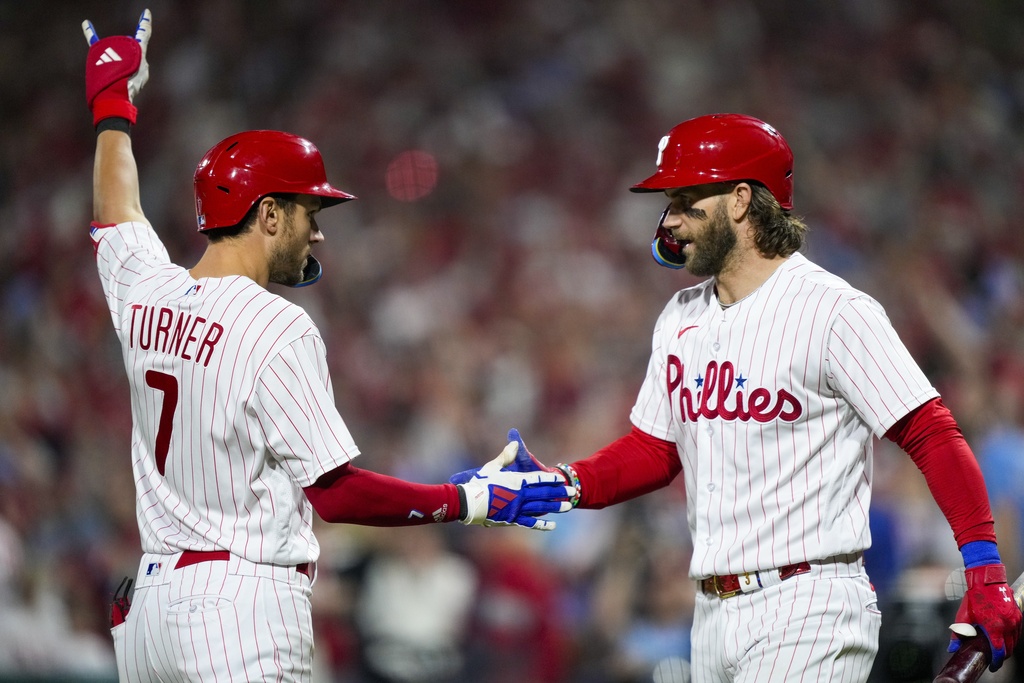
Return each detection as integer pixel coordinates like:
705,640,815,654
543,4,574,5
572,427,681,508
304,463,462,525
93,125,146,225
886,397,997,546
916,438,996,546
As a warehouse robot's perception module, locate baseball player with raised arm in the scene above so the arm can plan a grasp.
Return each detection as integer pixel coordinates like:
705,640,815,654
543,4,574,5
462,114,1022,681
83,11,573,683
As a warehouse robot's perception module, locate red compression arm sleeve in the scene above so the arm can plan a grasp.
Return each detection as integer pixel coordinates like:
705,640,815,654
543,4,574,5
572,427,681,509
884,397,995,546
304,463,461,525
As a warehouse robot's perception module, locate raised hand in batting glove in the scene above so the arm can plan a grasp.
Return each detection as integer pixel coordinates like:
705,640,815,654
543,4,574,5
455,439,575,531
948,561,1022,672
82,9,152,126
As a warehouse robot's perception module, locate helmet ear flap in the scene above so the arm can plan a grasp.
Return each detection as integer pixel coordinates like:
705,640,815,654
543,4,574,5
293,255,323,287
651,206,687,269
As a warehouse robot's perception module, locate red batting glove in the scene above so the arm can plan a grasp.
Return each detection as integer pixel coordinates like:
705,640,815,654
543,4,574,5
948,563,1023,672
82,10,152,126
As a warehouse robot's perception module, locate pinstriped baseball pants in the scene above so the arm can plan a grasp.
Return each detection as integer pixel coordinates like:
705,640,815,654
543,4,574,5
691,556,881,683
112,552,315,682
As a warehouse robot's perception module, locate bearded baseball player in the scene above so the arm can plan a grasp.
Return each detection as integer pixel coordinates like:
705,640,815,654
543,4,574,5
458,114,1023,681
84,11,573,682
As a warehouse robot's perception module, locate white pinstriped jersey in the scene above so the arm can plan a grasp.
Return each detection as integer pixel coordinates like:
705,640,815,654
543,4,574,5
630,252,938,579
92,220,359,565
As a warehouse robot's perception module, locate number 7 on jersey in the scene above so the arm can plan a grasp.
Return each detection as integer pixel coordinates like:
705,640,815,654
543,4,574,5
145,370,178,476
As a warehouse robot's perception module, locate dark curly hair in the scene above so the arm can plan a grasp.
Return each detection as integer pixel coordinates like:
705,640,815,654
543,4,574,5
746,182,807,258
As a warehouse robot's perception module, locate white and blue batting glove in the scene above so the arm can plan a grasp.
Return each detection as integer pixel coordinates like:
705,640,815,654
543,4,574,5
456,440,575,531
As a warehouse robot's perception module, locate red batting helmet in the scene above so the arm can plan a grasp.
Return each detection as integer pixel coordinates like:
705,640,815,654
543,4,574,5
631,113,794,210
194,130,355,232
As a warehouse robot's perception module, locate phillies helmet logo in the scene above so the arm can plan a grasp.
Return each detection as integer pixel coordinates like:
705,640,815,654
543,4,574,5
666,356,803,423
655,135,670,168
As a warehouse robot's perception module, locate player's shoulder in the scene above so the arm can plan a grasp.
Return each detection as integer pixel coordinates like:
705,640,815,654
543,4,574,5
651,279,715,332
181,276,321,349
669,278,716,309
782,252,872,303
231,279,320,332
211,280,327,374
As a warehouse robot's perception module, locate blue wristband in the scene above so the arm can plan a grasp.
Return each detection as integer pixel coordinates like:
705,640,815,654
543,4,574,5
960,540,1001,568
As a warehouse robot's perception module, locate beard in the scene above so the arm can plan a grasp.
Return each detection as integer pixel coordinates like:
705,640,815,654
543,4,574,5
684,199,736,277
267,215,307,286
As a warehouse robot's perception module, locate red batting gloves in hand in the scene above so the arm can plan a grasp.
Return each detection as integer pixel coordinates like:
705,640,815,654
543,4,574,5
948,563,1023,672
82,9,152,126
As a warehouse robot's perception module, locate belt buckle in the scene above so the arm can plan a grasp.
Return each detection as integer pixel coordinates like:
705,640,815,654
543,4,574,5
713,575,741,599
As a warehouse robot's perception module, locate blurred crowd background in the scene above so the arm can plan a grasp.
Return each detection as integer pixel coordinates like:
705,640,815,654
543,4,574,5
1,0,1023,681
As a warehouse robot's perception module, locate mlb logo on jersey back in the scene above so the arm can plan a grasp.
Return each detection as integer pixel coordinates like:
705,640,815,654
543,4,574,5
146,562,162,576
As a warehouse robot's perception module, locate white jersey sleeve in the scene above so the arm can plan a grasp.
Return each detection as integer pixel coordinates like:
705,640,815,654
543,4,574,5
91,220,172,331
252,334,359,487
825,295,939,436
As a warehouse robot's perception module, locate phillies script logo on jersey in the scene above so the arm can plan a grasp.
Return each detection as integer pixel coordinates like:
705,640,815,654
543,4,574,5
666,355,803,423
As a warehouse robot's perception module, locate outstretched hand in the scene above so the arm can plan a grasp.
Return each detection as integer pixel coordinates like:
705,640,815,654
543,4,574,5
83,9,152,125
455,438,575,531
450,428,556,484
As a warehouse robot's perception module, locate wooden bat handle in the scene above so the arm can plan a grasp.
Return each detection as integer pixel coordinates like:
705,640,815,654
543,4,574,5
933,637,990,683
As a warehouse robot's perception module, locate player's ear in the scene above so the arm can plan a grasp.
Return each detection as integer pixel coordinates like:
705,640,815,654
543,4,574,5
257,197,281,235
730,182,752,221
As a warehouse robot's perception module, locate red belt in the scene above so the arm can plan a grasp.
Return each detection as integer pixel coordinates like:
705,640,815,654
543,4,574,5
175,550,310,578
700,561,811,599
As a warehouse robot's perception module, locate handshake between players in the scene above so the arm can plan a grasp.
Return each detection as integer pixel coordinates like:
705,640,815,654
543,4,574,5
451,429,582,529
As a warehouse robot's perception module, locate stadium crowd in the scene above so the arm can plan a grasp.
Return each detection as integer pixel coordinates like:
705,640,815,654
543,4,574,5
0,0,1023,681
